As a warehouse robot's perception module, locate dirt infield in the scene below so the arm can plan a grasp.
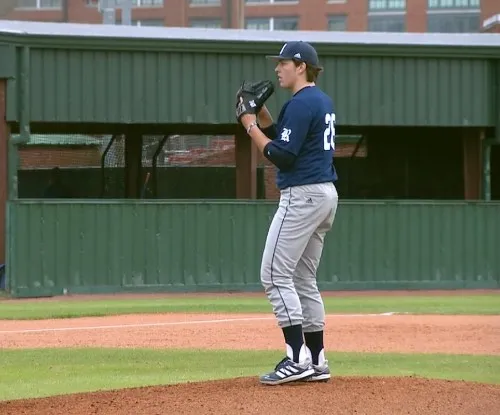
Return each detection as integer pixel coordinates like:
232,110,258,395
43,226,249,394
1,313,500,355
1,291,499,414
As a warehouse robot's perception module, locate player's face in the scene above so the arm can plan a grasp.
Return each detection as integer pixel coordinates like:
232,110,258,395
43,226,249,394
275,60,299,89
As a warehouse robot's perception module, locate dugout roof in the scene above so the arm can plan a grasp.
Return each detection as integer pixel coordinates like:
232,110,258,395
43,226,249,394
0,20,498,130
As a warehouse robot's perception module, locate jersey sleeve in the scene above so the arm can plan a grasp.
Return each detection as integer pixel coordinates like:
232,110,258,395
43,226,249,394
261,123,278,140
270,99,312,156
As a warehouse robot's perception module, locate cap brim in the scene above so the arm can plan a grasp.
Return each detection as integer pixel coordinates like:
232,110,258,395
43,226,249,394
266,55,324,72
265,55,287,61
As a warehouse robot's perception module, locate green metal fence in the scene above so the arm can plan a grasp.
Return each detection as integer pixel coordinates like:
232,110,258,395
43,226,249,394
6,200,500,298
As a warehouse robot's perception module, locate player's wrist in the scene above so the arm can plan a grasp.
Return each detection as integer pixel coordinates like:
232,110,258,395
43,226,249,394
258,106,273,128
246,121,259,135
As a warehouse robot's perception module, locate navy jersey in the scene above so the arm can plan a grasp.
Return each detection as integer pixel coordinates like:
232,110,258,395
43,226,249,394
263,86,338,190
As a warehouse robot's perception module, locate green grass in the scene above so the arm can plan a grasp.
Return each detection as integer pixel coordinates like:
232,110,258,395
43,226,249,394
0,348,498,401
0,295,499,320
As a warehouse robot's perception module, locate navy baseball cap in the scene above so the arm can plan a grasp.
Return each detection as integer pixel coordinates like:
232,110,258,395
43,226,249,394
266,41,323,71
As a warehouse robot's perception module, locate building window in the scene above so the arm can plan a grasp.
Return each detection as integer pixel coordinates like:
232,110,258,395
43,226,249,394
16,0,62,9
86,0,164,7
328,15,347,31
116,18,164,26
245,18,270,30
189,19,223,28
245,17,298,30
368,14,405,31
368,0,406,11
245,0,299,4
132,19,164,26
427,0,480,32
368,0,406,32
427,13,480,32
190,0,221,5
275,17,298,30
428,0,479,8
129,0,164,6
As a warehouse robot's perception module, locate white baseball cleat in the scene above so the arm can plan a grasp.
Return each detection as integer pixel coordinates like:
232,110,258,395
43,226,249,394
259,344,314,386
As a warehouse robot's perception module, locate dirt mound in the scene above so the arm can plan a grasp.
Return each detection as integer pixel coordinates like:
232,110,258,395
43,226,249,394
2,376,499,415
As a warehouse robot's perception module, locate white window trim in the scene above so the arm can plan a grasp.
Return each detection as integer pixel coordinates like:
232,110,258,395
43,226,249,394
246,17,273,30
132,19,164,26
368,0,406,13
427,9,480,14
16,0,62,10
86,0,164,8
368,11,407,16
189,0,221,7
427,0,479,9
189,18,223,28
246,16,298,30
245,0,299,6
127,0,164,8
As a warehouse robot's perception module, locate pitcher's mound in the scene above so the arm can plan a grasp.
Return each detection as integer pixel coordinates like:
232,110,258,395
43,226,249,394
2,376,499,415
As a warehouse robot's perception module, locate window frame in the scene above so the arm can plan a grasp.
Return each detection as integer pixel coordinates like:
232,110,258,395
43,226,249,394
427,12,480,32
131,19,165,26
189,18,223,28
426,0,481,33
245,0,299,5
86,0,164,8
427,0,480,9
368,0,407,12
16,0,62,9
327,14,347,31
127,0,164,7
245,16,299,31
189,0,221,6
367,13,406,32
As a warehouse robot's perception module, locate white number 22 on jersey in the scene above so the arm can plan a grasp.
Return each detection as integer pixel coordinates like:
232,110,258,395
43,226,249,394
323,113,336,151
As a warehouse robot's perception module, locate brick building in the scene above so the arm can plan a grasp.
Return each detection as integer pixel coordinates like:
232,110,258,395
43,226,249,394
3,1,500,33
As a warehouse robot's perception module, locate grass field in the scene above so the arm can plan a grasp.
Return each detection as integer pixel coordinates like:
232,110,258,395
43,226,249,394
1,349,499,401
0,294,499,320
0,293,499,402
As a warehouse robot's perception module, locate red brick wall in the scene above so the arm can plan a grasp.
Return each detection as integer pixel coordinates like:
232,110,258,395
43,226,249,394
19,146,101,169
173,140,365,200
4,0,499,32
18,141,365,200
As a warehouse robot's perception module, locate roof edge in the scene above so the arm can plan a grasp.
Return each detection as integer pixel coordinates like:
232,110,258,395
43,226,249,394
0,20,499,59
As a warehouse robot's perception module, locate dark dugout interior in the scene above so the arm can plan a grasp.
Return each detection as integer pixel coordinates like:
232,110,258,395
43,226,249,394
335,128,466,200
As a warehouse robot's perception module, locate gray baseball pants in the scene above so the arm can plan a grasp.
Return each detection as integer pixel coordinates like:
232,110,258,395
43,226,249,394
260,182,338,333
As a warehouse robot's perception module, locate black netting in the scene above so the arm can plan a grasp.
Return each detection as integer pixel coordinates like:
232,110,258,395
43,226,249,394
14,133,256,199
15,133,119,199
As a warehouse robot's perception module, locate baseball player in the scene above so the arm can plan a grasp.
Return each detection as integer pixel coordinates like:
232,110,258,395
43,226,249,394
236,41,339,385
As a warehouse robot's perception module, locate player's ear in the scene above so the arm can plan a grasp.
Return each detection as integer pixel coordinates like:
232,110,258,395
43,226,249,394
296,61,306,74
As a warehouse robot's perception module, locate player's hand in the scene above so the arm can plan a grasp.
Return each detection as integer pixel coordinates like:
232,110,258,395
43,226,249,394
235,80,274,124
240,113,257,131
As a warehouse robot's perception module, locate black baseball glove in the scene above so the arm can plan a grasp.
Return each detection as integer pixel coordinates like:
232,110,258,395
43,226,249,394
235,80,275,123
